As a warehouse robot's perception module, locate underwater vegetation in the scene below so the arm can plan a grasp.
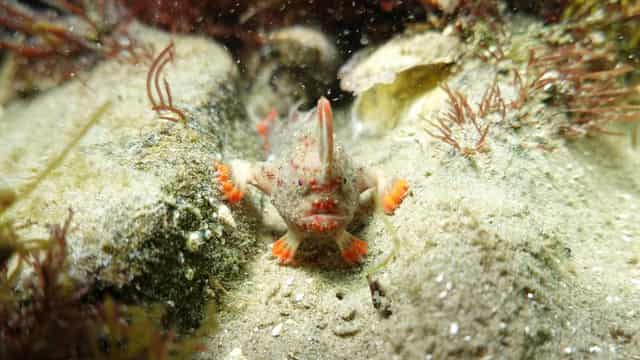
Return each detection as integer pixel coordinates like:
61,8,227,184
146,41,186,124
558,0,640,94
527,44,640,138
417,0,640,152
0,0,152,60
424,82,500,156
0,210,206,360
0,0,153,99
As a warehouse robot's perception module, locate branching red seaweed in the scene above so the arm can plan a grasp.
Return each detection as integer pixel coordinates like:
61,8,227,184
425,83,497,156
146,42,187,124
0,1,153,99
0,209,205,359
0,1,149,62
512,44,640,138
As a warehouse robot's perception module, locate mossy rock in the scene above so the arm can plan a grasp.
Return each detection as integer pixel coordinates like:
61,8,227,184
0,25,261,331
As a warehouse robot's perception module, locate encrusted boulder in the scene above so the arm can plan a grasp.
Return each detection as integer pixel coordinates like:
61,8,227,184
0,25,261,330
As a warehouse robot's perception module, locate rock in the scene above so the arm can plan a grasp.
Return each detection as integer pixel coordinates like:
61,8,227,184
316,321,328,330
271,323,283,337
338,31,462,134
332,322,361,337
224,347,248,360
0,24,261,331
339,307,356,322
243,26,340,125
262,283,280,304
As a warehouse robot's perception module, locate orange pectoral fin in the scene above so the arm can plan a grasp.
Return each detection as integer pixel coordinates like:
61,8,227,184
382,179,409,215
213,162,244,204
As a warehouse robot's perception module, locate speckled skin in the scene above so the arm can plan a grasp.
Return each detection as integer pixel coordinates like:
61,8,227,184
227,98,404,264
276,123,358,226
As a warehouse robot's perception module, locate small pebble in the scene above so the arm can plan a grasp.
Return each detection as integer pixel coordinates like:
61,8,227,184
339,307,357,321
449,322,459,336
263,283,281,304
285,277,294,287
332,322,360,337
184,267,195,281
272,323,283,337
185,231,204,252
588,346,602,353
606,295,621,304
225,348,247,360
217,204,236,228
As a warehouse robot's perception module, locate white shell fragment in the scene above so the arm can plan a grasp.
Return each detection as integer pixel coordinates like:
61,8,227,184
271,323,283,337
224,348,248,360
339,31,462,134
339,31,462,94
217,204,237,229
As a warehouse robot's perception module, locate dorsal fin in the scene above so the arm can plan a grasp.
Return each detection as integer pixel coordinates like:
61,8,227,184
317,97,334,182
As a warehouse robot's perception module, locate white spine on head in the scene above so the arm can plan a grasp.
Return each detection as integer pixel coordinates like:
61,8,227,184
317,97,334,182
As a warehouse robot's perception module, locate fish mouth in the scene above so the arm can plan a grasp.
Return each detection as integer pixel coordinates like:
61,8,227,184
299,214,347,233
301,214,346,221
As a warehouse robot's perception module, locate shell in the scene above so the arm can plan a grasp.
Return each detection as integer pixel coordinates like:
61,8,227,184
339,31,462,94
338,31,462,134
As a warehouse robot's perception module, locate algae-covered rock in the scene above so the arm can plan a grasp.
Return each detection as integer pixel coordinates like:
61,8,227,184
0,25,261,330
338,31,462,134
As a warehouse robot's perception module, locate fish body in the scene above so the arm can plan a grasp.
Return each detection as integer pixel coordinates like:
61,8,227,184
216,98,408,264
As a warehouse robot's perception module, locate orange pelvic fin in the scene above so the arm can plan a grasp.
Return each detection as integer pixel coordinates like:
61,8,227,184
272,232,300,265
338,232,368,264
